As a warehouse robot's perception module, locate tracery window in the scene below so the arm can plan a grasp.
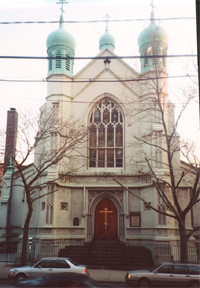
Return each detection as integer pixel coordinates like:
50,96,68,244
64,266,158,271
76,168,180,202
89,98,123,168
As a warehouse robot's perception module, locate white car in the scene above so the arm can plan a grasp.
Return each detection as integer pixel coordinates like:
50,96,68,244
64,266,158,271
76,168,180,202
8,257,88,281
125,262,200,288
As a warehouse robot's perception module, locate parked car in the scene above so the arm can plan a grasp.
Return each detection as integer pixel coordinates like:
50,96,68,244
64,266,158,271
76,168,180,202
125,262,200,288
16,272,106,287
8,257,88,281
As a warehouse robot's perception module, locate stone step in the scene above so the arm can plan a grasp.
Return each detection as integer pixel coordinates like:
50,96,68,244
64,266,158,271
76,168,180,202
58,241,154,270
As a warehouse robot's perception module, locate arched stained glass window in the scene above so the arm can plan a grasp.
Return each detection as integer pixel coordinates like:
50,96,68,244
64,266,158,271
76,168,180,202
89,98,124,168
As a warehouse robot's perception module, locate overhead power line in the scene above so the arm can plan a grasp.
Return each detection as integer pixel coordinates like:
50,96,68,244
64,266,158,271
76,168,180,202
0,54,197,60
0,74,197,83
0,17,195,25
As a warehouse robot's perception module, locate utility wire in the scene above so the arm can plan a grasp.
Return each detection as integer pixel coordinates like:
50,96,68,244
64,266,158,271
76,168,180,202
0,94,197,107
0,17,195,25
0,54,196,60
0,74,197,83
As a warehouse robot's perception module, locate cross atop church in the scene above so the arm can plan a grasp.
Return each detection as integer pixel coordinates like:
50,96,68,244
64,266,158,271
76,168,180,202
150,0,155,13
104,13,111,31
56,0,68,17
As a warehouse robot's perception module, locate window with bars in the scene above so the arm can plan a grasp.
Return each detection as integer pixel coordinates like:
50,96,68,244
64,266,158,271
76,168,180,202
56,51,62,68
89,98,123,168
65,53,70,71
49,53,52,71
162,48,167,67
143,47,149,67
153,44,159,66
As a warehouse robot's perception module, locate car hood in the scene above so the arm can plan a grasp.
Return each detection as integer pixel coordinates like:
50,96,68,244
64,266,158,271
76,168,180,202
128,270,150,274
11,266,31,271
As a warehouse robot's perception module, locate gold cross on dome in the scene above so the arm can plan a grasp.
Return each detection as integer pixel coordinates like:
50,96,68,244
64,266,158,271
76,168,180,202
56,0,68,16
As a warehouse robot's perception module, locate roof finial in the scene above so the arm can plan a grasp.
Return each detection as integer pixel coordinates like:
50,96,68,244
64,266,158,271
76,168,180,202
150,0,155,23
104,14,111,32
56,0,68,21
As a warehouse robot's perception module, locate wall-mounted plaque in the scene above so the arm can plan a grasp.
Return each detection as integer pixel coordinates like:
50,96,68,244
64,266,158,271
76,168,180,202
130,212,141,227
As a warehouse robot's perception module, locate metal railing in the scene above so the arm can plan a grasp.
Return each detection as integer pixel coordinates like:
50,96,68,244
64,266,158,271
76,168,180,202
0,239,199,265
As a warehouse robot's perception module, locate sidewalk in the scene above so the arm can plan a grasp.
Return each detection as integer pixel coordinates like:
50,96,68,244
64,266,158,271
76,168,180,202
0,265,127,283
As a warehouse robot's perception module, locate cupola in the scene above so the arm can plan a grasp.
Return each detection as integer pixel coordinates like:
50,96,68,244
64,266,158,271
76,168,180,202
46,14,76,77
138,10,169,74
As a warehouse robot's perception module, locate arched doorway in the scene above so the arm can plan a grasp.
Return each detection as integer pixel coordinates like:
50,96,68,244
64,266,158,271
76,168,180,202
95,198,117,240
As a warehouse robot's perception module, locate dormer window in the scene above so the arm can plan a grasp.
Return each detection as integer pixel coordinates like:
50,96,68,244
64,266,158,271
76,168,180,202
89,98,124,168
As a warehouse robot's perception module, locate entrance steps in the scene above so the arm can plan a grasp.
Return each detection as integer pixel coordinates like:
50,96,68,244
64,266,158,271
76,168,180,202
58,240,154,270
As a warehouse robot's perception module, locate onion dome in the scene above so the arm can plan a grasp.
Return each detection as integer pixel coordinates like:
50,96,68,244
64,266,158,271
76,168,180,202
46,16,76,52
99,27,115,52
138,11,169,74
46,15,76,77
138,12,169,48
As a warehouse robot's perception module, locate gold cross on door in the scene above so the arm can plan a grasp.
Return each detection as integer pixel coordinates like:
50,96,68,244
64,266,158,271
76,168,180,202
99,207,113,236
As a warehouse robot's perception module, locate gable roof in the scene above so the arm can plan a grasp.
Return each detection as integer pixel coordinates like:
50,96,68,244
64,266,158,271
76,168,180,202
72,48,141,98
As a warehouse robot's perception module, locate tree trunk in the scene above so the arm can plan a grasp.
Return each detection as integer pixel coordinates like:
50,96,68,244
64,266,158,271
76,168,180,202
179,221,188,263
21,206,33,266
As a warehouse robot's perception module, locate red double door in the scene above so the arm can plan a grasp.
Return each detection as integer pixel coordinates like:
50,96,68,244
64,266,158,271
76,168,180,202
95,198,117,240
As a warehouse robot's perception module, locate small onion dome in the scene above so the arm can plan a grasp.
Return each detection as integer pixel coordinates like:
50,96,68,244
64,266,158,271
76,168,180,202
46,15,76,52
138,12,169,48
99,28,115,51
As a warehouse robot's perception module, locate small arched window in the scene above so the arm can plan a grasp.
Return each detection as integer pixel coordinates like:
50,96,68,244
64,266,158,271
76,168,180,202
56,51,62,68
89,98,123,168
73,217,79,226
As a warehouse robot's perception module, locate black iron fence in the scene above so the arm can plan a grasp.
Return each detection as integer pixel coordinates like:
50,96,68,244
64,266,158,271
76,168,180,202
0,239,199,265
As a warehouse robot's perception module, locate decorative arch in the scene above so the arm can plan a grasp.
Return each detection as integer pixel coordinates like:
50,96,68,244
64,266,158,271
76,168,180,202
89,191,123,215
88,97,124,168
87,191,125,241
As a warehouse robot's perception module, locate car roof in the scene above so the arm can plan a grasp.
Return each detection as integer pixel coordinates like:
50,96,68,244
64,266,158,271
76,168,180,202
160,262,200,266
39,257,70,260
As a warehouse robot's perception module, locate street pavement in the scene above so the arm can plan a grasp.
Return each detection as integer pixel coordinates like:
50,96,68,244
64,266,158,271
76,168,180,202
0,265,127,283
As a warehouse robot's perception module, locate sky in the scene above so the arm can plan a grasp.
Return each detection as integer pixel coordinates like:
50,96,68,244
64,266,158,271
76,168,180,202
0,0,199,160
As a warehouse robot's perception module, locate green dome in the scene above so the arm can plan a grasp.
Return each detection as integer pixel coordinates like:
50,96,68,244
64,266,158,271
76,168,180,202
46,16,76,52
138,17,169,48
99,28,115,51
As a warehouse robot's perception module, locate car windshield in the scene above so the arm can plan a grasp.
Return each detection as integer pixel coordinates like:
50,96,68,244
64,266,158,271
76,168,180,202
149,263,162,272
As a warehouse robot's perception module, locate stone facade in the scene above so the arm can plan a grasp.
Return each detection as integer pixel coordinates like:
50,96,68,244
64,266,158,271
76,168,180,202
0,10,199,250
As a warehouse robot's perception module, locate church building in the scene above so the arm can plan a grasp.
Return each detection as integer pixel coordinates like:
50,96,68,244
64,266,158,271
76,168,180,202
0,3,198,262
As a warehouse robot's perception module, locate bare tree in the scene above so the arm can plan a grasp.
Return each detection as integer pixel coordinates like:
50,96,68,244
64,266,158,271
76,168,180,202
115,66,200,262
9,108,88,266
